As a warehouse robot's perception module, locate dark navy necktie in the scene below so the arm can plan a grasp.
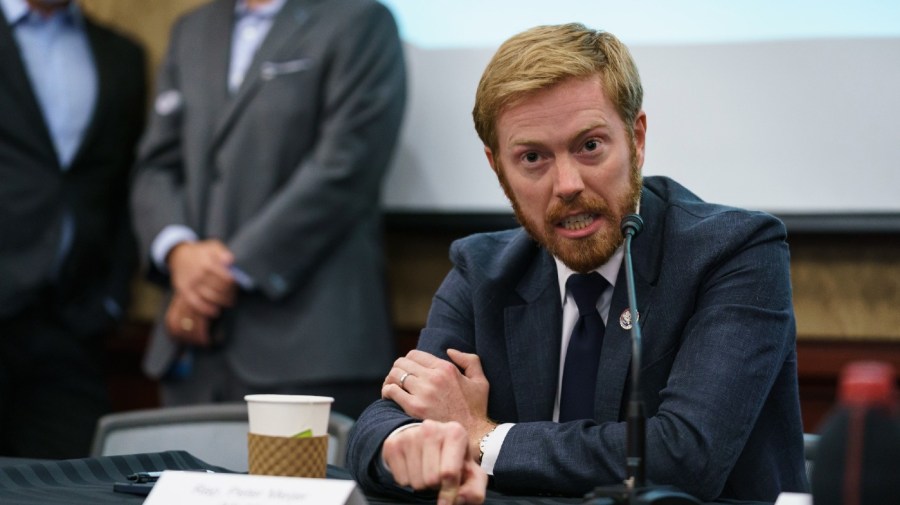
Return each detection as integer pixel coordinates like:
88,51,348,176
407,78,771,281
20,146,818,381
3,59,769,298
559,272,609,422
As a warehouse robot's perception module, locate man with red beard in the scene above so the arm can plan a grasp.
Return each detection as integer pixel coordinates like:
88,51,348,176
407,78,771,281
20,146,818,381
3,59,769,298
347,24,807,505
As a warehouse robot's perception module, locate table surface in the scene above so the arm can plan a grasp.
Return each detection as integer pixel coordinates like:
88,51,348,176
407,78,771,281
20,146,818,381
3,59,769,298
0,452,769,505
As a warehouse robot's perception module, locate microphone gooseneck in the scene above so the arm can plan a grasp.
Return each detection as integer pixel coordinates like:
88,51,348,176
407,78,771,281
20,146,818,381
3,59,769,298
584,215,700,504
621,214,646,490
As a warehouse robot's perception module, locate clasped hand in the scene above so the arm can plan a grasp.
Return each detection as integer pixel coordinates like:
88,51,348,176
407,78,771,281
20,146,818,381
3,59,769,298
164,239,237,346
381,349,495,504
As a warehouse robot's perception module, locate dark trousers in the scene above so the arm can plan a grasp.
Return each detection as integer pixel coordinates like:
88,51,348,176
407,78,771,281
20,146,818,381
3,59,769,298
160,348,383,420
0,304,110,459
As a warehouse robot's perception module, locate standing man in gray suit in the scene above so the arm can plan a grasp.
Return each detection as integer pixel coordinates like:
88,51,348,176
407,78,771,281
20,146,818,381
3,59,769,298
131,0,406,418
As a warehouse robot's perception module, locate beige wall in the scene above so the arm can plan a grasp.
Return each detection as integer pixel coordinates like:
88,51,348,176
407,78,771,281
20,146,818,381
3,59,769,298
80,0,900,343
81,0,209,73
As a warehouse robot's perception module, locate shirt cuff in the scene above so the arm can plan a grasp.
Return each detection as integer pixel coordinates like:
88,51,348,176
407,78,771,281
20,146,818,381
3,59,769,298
150,225,198,273
229,265,255,290
480,422,514,476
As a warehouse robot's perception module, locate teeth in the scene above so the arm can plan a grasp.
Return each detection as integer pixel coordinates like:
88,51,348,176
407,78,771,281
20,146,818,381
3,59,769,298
561,213,595,230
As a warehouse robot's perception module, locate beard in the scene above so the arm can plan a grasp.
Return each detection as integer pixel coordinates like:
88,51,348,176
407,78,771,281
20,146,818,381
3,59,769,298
498,150,643,273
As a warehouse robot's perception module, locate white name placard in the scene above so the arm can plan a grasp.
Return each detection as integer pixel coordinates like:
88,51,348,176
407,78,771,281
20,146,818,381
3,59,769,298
144,471,368,505
774,492,812,505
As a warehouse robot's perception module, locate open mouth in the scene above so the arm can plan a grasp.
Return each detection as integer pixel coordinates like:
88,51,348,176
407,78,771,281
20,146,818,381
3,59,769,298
558,213,598,231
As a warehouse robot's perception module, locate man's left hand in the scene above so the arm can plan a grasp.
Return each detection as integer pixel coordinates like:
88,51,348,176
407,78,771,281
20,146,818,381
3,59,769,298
383,349,495,459
164,292,211,347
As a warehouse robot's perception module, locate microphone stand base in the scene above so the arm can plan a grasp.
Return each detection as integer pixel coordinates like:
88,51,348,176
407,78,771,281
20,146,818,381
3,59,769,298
583,484,702,505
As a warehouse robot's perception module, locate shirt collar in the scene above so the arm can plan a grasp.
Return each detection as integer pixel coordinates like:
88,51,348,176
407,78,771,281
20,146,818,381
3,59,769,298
1,0,84,27
1,0,29,25
554,245,625,305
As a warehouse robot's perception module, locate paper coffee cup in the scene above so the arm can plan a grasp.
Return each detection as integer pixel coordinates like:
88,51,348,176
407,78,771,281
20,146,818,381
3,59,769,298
244,395,334,478
244,394,334,437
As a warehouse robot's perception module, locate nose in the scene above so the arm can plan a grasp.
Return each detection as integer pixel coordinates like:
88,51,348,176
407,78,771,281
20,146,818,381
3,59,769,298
554,156,585,202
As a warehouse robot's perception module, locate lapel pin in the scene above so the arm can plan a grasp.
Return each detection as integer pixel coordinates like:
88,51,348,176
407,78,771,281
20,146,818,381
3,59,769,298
619,309,639,330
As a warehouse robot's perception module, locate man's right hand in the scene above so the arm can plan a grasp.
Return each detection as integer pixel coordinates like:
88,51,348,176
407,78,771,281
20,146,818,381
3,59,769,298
382,419,488,505
167,239,237,317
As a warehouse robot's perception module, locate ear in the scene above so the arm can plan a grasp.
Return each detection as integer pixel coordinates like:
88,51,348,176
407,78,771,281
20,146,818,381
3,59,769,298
484,146,499,175
632,111,647,169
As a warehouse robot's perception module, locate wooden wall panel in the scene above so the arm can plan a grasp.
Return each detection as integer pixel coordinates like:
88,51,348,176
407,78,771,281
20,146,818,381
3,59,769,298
790,234,900,341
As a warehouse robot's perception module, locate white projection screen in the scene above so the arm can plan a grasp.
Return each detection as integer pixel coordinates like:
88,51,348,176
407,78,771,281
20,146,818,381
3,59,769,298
378,1,900,231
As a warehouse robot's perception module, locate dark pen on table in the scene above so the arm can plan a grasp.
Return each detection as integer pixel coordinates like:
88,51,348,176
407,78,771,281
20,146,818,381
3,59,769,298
126,469,215,483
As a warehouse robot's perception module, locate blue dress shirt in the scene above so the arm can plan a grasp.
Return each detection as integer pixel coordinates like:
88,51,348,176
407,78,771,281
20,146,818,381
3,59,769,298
2,0,97,169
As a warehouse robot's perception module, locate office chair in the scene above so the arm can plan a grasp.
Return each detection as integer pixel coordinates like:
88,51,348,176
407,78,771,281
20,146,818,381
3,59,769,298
90,403,355,471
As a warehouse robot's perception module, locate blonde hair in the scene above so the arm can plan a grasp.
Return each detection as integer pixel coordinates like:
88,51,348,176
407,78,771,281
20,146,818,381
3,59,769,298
473,23,643,151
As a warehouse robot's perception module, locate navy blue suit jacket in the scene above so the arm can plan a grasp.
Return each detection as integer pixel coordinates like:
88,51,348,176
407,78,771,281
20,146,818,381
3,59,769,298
347,176,808,502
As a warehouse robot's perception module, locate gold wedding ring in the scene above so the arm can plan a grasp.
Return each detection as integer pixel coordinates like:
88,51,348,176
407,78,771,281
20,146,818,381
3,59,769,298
180,317,194,331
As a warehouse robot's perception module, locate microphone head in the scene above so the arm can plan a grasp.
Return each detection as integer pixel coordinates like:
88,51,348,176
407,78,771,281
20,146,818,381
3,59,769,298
620,214,644,237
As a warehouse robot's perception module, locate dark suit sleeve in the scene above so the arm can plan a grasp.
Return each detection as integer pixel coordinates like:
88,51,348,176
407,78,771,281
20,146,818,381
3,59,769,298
130,16,191,278
227,2,406,299
345,399,427,500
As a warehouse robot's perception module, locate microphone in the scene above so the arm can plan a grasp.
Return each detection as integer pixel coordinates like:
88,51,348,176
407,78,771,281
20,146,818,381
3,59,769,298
584,214,700,505
620,214,644,238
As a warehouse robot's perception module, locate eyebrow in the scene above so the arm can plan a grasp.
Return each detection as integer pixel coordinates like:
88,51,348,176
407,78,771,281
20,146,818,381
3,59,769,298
574,121,611,139
507,121,611,149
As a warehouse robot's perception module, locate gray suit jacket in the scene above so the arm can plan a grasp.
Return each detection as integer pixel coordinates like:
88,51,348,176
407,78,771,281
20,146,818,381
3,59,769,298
132,0,405,384
347,177,808,502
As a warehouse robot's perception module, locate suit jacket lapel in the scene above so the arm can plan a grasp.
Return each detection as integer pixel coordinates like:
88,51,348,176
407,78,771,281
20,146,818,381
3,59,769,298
211,0,311,145
504,250,561,421
0,18,57,168
174,0,232,236
595,186,665,422
203,0,234,118
70,19,110,171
